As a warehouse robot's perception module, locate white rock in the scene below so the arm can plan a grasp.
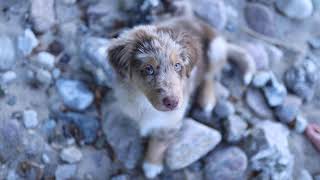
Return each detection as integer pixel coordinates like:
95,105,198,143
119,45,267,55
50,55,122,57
52,68,61,79
224,115,248,143
17,29,39,56
36,52,55,70
252,71,272,87
276,0,313,19
294,114,308,133
166,118,221,170
42,153,50,164
1,71,17,85
60,146,83,163
36,69,52,85
298,169,313,180
23,110,38,128
30,0,56,32
55,164,77,180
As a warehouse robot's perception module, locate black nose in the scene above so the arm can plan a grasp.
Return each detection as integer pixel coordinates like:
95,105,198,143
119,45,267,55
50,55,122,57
162,96,179,110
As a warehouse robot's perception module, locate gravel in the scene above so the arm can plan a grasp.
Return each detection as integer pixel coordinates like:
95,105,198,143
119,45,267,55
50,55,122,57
23,110,39,128
60,146,83,163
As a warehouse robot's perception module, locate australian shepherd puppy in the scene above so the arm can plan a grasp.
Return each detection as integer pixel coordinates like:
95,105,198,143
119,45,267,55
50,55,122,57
107,14,256,178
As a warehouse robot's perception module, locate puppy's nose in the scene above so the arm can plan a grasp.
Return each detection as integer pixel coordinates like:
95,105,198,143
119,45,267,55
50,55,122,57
163,96,179,110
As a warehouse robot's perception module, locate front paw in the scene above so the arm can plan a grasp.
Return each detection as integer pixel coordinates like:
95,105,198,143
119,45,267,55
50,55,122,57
143,161,163,179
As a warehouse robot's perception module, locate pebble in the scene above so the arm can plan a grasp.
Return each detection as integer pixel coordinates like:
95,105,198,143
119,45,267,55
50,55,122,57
35,69,52,85
204,147,248,180
30,0,56,32
244,42,269,70
166,118,222,170
294,114,308,133
245,3,275,36
52,68,61,79
192,0,227,30
264,44,283,65
102,109,143,169
263,75,287,107
76,148,112,180
6,95,17,106
213,99,235,119
23,110,38,128
1,71,17,85
275,95,302,124
42,153,51,164
276,0,313,19
224,115,248,143
252,71,272,88
23,131,45,156
55,164,77,180
60,146,83,163
111,174,129,180
0,35,16,71
17,29,39,56
56,79,94,111
36,52,55,70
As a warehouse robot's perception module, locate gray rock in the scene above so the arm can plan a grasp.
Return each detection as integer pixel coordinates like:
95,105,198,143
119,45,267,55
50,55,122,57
0,119,23,163
0,35,16,71
30,0,56,32
244,120,294,180
23,110,38,128
308,36,320,49
56,79,94,111
35,69,52,85
298,169,313,180
204,147,248,180
1,71,17,85
275,95,302,124
55,164,77,180
60,146,83,163
80,36,115,87
17,29,39,56
263,75,287,107
42,153,51,164
244,43,269,70
224,115,248,143
276,0,313,19
252,71,272,88
294,114,308,133
245,3,275,36
166,118,222,170
102,109,143,169
36,52,55,70
284,58,319,101
246,88,273,119
213,99,235,119
77,148,112,180
192,0,227,30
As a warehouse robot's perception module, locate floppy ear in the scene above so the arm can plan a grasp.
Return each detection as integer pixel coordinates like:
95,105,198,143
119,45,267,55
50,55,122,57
107,38,132,78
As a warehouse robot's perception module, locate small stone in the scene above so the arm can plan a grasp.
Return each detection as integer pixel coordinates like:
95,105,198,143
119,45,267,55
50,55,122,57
264,44,283,65
0,35,16,71
294,114,308,133
298,169,313,180
30,0,56,32
244,43,269,70
52,68,61,79
111,174,129,180
308,36,320,49
213,99,235,119
17,29,39,56
76,148,112,180
55,164,77,180
36,52,55,70
192,0,227,30
60,146,83,163
245,3,275,36
166,118,222,170
35,69,52,85
252,71,272,87
42,153,50,164
56,79,94,111
48,40,64,55
263,75,287,107
41,119,56,138
275,95,302,124
204,147,248,180
23,131,45,156
23,110,38,128
1,71,17,85
103,109,143,169
276,0,313,19
224,115,248,143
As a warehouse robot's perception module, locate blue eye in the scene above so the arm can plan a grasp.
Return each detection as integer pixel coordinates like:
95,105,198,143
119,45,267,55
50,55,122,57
144,65,154,75
174,63,182,72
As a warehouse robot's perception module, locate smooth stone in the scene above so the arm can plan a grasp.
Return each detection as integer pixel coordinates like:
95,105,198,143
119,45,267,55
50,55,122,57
264,44,283,66
252,71,272,88
276,0,313,19
294,114,308,133
55,164,77,180
56,79,94,111
30,0,56,32
111,174,129,180
263,75,287,107
0,35,16,71
245,3,275,36
246,88,273,119
213,99,235,119
275,95,302,124
17,29,39,56
35,69,52,85
204,147,248,180
1,71,17,85
23,110,38,128
244,42,269,70
60,146,83,163
36,52,55,70
224,115,248,143
166,118,222,170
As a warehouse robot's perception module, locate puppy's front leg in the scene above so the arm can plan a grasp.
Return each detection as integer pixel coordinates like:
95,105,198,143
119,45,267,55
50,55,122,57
196,78,217,115
143,129,177,179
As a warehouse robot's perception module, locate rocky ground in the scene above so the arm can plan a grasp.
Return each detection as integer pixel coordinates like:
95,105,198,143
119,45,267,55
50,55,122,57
0,0,320,179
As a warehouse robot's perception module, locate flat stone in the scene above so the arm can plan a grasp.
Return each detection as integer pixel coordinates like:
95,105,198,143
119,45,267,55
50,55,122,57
276,0,313,19
17,29,39,56
30,0,56,32
23,110,38,128
246,88,273,119
56,79,94,111
36,52,55,70
275,95,302,124
60,146,83,163
204,147,248,180
245,3,275,36
224,115,248,143
166,118,222,170
55,164,77,180
0,35,16,71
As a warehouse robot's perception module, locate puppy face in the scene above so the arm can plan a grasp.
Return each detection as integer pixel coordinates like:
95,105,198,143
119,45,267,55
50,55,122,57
108,26,199,111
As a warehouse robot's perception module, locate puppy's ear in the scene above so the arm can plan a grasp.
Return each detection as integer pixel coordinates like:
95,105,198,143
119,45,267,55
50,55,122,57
108,38,132,78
